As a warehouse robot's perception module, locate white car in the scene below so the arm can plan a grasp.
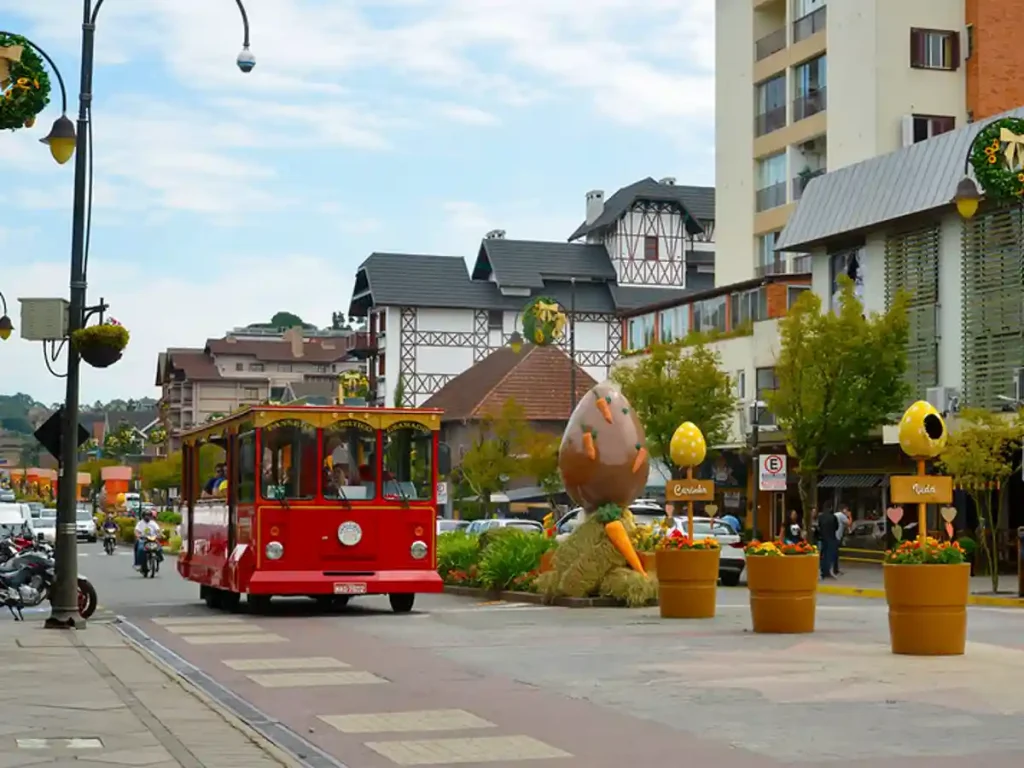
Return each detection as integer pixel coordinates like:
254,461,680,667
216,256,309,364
437,519,469,535
554,501,666,542
34,510,57,543
677,517,746,587
465,518,545,535
76,506,97,542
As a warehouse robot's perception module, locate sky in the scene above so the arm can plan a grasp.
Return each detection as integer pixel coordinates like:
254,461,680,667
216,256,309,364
0,0,714,404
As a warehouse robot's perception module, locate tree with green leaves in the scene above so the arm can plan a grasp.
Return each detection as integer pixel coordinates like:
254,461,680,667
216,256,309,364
457,398,530,519
393,375,406,408
270,311,304,328
766,278,910,524
937,408,1024,593
520,430,562,510
103,423,143,460
611,343,737,476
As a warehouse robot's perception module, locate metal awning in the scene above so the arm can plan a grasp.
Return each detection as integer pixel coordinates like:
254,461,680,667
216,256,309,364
818,474,885,488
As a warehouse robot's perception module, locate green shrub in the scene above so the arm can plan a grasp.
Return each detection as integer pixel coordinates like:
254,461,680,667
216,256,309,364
436,530,480,579
478,525,526,551
157,510,181,525
114,516,137,544
166,534,182,554
478,530,554,591
956,536,977,556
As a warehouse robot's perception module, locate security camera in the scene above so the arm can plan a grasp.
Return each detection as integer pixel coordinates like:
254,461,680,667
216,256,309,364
237,47,256,73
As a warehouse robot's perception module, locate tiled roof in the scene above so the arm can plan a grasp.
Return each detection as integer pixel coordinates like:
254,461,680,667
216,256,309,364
569,177,712,241
470,239,616,288
423,345,596,422
205,336,351,363
168,352,224,381
609,279,712,311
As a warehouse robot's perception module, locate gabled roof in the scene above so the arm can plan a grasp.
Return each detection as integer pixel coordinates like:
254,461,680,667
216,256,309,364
167,351,223,381
470,239,616,288
422,345,596,422
609,279,712,312
349,253,498,316
205,336,350,363
569,177,712,241
777,106,1024,252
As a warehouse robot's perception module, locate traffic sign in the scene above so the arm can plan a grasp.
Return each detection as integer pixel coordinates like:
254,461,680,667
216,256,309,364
759,454,787,491
436,482,448,505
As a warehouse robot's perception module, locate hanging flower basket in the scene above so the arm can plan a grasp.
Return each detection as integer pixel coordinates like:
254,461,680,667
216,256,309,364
71,321,129,369
521,296,566,347
0,34,52,132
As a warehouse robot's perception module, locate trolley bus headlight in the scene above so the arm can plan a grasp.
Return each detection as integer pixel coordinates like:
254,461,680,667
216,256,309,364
410,540,428,560
265,541,284,560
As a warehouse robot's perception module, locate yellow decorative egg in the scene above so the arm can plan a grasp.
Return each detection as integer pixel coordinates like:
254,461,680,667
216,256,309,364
669,421,706,468
898,400,948,459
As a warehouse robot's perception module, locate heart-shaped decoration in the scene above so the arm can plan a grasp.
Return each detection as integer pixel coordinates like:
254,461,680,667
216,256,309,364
892,523,903,541
886,506,904,525
940,506,957,523
945,521,955,539
704,504,719,517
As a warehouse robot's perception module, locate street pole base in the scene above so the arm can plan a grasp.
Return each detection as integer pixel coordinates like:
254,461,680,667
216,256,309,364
44,614,84,630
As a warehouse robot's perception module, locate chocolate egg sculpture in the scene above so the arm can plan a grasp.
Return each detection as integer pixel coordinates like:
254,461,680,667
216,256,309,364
536,383,657,607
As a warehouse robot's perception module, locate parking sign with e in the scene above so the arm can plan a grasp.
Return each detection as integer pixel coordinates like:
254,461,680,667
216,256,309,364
759,454,787,491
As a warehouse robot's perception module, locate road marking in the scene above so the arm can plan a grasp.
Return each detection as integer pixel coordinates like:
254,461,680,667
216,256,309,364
181,633,286,645
224,656,350,671
163,623,264,635
18,738,103,749
247,670,386,687
364,735,571,764
153,616,248,625
320,709,495,734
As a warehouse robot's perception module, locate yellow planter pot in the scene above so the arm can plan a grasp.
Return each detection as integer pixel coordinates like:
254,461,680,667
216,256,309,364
640,552,657,575
655,548,719,619
746,555,818,634
884,563,969,656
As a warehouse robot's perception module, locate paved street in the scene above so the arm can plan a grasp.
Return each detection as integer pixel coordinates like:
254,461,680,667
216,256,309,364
51,549,1024,766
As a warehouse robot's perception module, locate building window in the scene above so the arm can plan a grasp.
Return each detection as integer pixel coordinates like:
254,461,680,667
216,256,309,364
787,285,811,308
379,311,386,332
910,29,959,71
735,370,746,400
731,288,768,328
487,309,503,329
756,154,787,212
378,354,385,375
755,367,779,425
658,305,689,343
693,296,727,335
755,74,786,137
235,363,243,371
793,55,827,121
792,2,826,43
757,231,782,274
644,236,659,261
249,363,264,372
912,114,955,143
626,314,655,352
243,387,259,399
277,364,293,373
315,364,330,373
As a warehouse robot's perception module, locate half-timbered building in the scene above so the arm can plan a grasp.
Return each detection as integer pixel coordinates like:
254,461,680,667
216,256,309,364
348,177,715,406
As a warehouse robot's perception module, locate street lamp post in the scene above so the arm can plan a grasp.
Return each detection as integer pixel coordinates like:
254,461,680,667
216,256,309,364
568,277,577,416
44,0,254,629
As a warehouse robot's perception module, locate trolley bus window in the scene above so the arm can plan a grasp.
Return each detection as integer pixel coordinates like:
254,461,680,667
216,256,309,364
382,425,433,500
238,431,256,503
322,425,377,500
260,421,316,500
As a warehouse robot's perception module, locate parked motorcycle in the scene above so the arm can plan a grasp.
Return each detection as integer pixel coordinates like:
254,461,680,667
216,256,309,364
0,542,98,621
140,534,162,578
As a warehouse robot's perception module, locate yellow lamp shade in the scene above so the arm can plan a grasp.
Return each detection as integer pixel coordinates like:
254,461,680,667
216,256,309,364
669,421,707,468
953,176,980,220
40,115,77,166
0,314,12,341
898,400,948,459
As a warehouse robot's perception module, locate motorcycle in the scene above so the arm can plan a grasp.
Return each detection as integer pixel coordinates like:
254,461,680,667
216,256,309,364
102,527,118,555
140,534,162,578
0,545,98,621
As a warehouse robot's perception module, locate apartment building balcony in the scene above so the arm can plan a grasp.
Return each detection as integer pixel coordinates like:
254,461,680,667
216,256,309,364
792,168,825,200
755,27,786,61
793,87,826,122
755,181,787,212
756,254,811,278
792,5,826,44
754,106,786,137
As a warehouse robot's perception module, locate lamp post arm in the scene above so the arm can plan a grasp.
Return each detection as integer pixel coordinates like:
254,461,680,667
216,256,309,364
92,0,250,48
0,31,68,113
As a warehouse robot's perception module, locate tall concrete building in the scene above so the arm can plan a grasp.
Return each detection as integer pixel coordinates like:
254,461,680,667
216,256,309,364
715,0,1024,286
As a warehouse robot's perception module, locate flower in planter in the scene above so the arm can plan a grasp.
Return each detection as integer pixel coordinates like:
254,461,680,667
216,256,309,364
885,537,965,565
745,540,817,556
658,528,720,550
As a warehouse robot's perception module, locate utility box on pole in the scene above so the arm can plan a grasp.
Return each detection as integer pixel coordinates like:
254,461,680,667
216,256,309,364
18,298,69,341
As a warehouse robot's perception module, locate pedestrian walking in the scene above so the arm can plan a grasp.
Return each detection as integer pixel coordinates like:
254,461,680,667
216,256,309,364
817,506,838,580
834,503,851,576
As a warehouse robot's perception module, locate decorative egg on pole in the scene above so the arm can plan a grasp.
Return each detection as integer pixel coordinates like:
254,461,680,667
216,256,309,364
892,400,952,545
668,421,711,540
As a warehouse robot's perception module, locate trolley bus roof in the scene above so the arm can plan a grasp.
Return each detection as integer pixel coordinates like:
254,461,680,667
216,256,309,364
179,404,443,445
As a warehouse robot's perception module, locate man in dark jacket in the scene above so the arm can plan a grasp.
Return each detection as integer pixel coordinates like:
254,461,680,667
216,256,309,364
817,506,839,579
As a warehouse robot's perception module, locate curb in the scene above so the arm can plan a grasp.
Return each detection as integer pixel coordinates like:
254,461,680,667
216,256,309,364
114,620,304,768
442,584,654,608
818,583,1024,608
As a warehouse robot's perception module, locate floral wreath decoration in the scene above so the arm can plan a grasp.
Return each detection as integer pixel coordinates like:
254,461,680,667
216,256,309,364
968,117,1024,202
0,33,52,131
521,296,566,347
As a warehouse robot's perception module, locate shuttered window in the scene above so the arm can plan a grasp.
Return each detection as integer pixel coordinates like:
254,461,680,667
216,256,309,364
961,208,1024,409
884,225,939,401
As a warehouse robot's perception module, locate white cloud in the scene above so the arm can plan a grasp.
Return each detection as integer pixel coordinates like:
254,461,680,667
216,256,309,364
0,253,352,403
437,104,499,126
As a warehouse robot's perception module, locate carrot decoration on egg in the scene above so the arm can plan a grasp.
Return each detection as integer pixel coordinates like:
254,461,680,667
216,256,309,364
581,427,596,460
632,443,647,473
594,393,614,424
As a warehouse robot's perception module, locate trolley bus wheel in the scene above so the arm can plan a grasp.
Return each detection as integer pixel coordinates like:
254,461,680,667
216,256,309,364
201,585,221,609
247,595,271,613
220,590,241,612
389,593,415,613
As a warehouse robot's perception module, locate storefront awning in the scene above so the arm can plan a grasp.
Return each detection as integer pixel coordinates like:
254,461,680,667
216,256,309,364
818,474,885,488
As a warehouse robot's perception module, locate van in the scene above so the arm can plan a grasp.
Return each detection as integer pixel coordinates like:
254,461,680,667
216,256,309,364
0,505,33,539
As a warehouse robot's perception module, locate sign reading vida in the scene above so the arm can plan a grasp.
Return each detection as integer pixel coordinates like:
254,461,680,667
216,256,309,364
665,479,715,502
889,475,953,505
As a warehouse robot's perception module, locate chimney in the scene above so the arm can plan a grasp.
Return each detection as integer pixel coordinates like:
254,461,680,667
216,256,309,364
485,229,506,239
659,176,676,186
585,189,604,224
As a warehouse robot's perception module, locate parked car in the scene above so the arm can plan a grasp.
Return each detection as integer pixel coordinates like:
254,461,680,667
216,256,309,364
437,519,470,535
34,509,57,543
465,518,545,535
76,506,97,542
554,500,665,542
0,489,15,503
681,517,746,587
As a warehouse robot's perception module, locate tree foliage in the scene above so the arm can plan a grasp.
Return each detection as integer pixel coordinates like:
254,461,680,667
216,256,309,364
611,342,737,474
766,278,910,522
103,423,143,460
938,408,1024,592
141,445,223,492
270,311,304,328
519,430,562,510
457,399,531,519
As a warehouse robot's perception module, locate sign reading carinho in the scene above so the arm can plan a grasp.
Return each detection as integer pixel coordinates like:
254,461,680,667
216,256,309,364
889,475,953,505
665,479,715,502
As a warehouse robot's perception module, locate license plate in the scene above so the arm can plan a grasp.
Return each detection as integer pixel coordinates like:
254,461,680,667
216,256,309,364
334,582,367,595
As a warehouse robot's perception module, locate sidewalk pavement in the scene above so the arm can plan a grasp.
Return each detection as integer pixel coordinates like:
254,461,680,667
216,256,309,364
820,563,1024,607
0,617,294,768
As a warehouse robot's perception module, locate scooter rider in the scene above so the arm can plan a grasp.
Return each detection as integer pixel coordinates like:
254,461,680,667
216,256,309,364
133,512,161,571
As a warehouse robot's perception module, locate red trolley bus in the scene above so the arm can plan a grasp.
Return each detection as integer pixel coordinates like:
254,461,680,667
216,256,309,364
177,404,447,613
